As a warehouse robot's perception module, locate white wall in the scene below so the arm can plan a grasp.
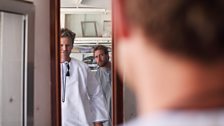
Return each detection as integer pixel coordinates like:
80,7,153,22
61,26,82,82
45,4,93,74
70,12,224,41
62,11,111,37
33,0,51,126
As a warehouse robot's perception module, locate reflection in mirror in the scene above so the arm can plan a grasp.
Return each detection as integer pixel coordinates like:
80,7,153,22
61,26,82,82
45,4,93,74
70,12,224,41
60,0,112,125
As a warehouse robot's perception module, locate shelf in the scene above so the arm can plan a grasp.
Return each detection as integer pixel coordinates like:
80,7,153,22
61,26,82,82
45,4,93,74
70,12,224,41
74,37,112,45
61,8,111,14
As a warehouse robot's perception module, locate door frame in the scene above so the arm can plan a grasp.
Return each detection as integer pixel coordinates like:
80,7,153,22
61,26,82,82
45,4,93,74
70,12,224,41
50,0,61,126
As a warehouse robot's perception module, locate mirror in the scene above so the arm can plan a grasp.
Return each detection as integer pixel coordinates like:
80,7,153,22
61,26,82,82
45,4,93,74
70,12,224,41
60,0,112,125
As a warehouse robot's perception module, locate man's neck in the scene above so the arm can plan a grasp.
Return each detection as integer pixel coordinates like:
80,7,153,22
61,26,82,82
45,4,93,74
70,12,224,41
101,62,111,69
61,57,71,63
135,56,224,116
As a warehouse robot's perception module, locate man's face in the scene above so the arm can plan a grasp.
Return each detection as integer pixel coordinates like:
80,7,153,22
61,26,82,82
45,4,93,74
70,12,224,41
94,50,109,67
60,37,73,63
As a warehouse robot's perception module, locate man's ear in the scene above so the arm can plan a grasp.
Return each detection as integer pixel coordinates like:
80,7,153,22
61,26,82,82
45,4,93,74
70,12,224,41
113,0,129,39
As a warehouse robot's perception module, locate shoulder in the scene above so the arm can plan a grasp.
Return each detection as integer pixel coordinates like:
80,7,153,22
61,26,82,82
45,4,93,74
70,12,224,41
124,110,224,126
70,58,89,70
96,67,111,74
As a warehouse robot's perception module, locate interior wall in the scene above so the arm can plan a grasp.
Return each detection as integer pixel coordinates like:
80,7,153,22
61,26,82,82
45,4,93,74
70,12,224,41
32,0,51,126
65,14,103,37
63,12,111,37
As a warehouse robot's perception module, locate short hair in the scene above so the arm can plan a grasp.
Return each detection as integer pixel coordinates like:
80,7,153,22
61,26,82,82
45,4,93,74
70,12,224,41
93,45,109,56
123,0,224,62
60,28,76,45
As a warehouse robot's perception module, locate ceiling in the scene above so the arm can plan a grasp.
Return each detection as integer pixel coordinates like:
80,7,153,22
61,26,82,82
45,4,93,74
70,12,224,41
61,0,111,10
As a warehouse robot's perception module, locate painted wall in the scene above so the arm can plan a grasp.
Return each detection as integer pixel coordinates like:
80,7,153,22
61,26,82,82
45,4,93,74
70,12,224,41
33,0,51,126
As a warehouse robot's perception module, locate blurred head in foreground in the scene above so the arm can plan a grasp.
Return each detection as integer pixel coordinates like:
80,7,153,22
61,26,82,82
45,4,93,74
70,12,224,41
114,0,224,117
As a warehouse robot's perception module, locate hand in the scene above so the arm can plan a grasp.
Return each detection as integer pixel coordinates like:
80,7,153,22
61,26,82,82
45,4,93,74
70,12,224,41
93,122,103,126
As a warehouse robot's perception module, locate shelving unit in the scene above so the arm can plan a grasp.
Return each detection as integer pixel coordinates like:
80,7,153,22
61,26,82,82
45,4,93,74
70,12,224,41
60,7,112,43
61,7,112,70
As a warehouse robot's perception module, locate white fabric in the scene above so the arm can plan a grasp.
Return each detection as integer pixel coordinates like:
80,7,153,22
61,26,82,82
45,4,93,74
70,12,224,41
61,58,108,126
95,67,112,126
123,109,224,126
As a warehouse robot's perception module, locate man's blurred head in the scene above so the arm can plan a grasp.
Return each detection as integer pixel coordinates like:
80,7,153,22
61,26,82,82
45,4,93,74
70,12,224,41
117,0,224,61
114,0,224,113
